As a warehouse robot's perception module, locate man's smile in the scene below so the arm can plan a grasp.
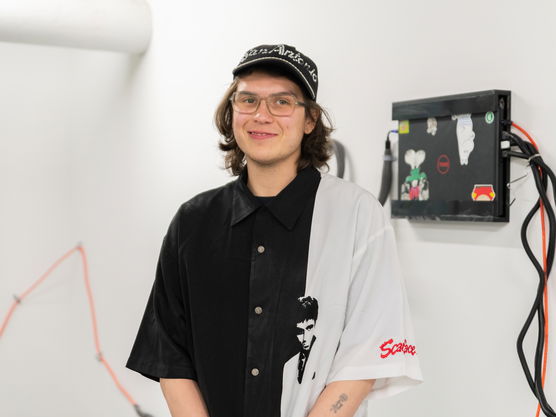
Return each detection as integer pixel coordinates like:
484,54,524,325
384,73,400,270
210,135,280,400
248,130,278,139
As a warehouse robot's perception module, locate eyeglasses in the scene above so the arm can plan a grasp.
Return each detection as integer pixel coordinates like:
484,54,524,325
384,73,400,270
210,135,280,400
230,92,306,117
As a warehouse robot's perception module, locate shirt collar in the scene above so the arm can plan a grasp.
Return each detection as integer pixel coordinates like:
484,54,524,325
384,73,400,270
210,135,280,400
231,165,321,230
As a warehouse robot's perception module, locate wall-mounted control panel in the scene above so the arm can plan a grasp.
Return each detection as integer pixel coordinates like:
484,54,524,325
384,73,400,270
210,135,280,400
391,90,511,222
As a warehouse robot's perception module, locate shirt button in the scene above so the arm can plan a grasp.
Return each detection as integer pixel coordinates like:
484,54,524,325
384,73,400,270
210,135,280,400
257,245,265,254
254,306,263,315
251,368,260,376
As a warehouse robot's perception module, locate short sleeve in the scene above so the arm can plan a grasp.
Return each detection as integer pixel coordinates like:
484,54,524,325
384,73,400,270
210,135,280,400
325,206,422,399
126,208,196,382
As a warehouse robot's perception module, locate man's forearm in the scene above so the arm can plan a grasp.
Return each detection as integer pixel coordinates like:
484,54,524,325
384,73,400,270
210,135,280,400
160,378,210,417
306,379,375,417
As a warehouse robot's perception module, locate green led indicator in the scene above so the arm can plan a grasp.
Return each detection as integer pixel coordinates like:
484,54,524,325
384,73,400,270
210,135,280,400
485,111,495,124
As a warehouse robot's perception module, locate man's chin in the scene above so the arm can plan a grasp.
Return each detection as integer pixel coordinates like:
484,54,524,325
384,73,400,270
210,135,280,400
245,151,300,169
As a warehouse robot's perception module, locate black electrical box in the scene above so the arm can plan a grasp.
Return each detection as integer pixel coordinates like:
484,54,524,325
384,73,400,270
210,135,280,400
390,90,511,222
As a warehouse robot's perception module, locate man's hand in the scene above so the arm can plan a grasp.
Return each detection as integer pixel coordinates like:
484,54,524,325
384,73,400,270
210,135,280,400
306,379,375,417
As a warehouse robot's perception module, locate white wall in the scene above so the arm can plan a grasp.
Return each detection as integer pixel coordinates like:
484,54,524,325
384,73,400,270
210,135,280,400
1,0,555,416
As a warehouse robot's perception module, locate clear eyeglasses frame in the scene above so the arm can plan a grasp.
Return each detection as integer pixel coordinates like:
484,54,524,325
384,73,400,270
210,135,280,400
230,92,306,117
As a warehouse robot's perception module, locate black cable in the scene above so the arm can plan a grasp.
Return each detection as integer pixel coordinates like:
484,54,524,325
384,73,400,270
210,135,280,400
378,130,396,205
507,133,552,413
134,404,154,417
504,150,530,160
331,139,346,179
508,132,556,273
507,130,556,416
531,157,556,416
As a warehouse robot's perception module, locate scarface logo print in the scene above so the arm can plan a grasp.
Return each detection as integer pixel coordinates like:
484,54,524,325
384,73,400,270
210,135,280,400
379,338,417,358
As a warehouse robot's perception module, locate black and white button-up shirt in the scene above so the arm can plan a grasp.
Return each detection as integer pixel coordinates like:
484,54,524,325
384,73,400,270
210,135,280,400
126,166,422,417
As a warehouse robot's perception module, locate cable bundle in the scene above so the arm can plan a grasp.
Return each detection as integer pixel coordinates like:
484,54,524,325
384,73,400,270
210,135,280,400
503,122,554,417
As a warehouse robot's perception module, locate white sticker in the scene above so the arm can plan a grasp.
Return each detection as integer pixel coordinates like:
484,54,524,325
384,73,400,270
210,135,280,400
452,114,475,165
426,117,437,136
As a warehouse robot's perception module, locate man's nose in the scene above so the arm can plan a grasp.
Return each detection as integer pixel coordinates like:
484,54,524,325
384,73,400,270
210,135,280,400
254,99,273,122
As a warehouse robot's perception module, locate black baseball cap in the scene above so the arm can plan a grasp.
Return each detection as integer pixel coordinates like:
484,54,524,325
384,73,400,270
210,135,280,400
232,44,319,100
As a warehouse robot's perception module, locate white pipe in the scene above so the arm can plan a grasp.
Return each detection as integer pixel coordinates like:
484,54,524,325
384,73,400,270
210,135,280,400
0,0,152,54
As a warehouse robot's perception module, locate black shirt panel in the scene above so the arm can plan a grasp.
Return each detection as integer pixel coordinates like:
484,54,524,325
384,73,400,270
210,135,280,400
235,166,322,417
176,184,248,417
127,166,321,417
256,196,276,205
126,207,198,382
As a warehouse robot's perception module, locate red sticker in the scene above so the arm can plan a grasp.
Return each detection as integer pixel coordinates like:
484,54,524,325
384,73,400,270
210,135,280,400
379,338,417,358
471,184,496,201
436,154,450,175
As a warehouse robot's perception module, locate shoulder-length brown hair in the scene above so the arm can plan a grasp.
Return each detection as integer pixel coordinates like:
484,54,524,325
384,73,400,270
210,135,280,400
215,67,334,176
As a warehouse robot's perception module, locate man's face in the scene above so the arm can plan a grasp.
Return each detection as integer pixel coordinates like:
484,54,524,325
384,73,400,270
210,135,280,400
232,71,316,172
296,319,316,351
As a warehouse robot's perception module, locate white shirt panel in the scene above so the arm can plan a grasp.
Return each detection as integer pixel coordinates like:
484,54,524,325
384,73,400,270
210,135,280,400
280,173,422,417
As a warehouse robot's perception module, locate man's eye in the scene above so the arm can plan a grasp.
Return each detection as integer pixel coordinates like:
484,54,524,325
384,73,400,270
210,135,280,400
274,97,293,106
240,96,257,104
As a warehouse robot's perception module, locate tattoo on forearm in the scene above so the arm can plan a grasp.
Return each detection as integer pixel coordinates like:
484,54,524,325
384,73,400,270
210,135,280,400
329,393,348,413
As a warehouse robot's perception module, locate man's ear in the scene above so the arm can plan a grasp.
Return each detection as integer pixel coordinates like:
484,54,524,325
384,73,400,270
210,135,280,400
304,109,319,134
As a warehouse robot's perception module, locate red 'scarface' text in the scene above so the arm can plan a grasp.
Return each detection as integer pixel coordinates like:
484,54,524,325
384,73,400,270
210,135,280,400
380,338,416,358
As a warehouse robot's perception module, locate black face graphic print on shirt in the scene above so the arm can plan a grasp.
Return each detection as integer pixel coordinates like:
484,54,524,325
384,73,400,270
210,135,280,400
289,296,318,384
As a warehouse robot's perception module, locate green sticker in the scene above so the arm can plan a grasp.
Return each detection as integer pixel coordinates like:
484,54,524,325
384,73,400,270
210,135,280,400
485,111,495,124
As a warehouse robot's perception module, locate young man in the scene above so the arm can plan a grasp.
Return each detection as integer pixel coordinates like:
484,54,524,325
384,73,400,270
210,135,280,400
126,44,422,417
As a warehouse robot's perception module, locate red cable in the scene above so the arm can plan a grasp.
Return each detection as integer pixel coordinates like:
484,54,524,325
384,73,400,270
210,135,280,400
1,245,140,411
512,122,549,417
513,122,539,151
1,247,76,338
76,246,102,356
